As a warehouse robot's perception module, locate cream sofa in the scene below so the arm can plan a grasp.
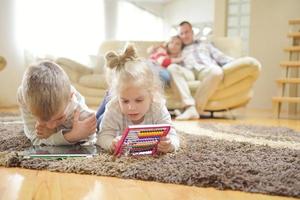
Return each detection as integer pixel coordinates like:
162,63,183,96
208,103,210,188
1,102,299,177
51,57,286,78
56,37,261,112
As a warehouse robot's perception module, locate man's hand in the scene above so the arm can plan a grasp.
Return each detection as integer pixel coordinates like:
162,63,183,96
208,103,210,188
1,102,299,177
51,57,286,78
64,110,97,143
35,122,55,139
157,136,174,153
171,56,184,64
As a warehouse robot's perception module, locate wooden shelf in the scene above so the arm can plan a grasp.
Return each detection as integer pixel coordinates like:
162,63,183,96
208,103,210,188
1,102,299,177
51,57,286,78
280,61,300,67
272,97,300,103
289,19,300,25
284,46,300,52
273,20,300,118
276,78,300,84
288,32,300,38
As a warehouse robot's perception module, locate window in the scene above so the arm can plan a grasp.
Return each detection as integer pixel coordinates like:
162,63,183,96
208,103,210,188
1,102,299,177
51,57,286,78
15,0,104,63
227,0,250,54
116,1,164,41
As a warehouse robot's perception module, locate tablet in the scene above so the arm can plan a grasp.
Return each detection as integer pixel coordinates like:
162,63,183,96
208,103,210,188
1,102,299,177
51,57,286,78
22,144,100,159
114,124,171,157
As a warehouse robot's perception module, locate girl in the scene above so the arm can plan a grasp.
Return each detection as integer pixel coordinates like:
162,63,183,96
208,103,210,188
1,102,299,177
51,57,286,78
149,35,184,68
97,44,179,153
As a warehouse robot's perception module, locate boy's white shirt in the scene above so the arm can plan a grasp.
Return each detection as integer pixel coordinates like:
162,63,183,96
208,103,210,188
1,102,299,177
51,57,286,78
17,86,96,145
97,98,180,151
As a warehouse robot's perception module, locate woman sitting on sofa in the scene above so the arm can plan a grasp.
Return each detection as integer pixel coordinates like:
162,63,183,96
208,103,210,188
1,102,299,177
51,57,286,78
146,35,184,87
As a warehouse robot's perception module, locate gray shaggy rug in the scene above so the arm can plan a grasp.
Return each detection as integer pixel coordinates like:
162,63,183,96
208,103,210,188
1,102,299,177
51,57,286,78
0,115,300,198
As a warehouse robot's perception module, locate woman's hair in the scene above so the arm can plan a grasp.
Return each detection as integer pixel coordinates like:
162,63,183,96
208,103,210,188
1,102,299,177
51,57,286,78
105,44,164,103
21,60,71,120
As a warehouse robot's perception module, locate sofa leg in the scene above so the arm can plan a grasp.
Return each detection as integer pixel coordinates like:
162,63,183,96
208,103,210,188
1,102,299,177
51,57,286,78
205,109,236,119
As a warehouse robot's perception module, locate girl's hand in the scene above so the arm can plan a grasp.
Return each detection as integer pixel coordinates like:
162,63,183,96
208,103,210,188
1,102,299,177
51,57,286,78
157,136,174,153
110,136,122,153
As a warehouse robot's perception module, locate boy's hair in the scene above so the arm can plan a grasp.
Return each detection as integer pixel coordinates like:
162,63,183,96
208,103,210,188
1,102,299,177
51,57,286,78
105,44,164,103
21,60,71,121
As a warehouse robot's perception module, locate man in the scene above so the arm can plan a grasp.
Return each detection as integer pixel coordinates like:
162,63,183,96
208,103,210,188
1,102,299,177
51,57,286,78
168,21,234,120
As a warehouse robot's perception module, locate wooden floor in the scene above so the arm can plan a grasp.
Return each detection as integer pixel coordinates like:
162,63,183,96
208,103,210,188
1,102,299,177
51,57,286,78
0,107,299,200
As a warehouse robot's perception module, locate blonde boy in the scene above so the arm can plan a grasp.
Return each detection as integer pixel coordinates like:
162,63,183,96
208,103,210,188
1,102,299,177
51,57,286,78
17,61,97,145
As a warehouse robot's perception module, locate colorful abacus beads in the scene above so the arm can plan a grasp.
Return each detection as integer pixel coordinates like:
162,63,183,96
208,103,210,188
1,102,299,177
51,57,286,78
137,129,165,138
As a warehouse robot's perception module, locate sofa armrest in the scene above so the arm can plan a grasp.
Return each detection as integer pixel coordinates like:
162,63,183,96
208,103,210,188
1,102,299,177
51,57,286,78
56,57,93,74
222,57,261,87
56,57,94,83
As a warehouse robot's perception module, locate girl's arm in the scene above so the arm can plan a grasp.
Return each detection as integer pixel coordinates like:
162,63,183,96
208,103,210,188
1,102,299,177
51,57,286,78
97,100,121,151
153,103,180,151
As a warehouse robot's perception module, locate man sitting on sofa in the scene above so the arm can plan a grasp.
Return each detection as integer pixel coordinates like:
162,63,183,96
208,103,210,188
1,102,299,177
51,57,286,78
169,21,234,120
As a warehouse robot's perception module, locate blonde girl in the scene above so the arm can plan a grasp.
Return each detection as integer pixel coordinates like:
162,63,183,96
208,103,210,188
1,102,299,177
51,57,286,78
97,44,179,153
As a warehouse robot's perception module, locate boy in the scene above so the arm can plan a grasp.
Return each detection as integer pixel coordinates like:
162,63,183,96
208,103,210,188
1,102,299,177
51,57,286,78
17,60,97,145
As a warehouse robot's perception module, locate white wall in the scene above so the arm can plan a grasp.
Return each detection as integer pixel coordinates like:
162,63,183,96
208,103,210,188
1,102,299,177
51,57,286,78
163,0,214,26
0,0,25,107
213,0,227,37
249,0,300,110
104,0,118,40
131,2,164,17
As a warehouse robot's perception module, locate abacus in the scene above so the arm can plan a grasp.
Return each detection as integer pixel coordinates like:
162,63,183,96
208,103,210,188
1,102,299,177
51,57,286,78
114,124,171,156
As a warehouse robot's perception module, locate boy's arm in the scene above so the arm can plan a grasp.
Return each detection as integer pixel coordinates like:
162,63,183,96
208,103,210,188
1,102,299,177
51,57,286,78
69,87,97,143
64,110,96,143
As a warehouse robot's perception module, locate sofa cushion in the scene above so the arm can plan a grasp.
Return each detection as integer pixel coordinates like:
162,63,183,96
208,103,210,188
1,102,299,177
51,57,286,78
78,74,108,89
73,83,107,98
85,96,105,108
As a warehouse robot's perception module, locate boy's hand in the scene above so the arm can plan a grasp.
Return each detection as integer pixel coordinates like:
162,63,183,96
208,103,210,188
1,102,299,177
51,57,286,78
64,110,97,142
157,136,174,153
35,122,55,139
